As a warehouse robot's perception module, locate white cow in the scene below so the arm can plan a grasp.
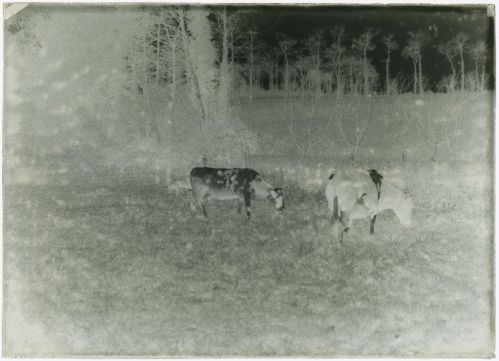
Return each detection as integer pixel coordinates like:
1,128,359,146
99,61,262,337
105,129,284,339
325,169,413,243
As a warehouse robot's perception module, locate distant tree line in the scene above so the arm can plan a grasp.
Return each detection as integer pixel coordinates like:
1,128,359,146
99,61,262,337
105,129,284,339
125,6,490,105
233,25,489,97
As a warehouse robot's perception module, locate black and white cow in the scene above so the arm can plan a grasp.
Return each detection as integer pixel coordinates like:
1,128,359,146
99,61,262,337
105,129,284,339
190,167,284,218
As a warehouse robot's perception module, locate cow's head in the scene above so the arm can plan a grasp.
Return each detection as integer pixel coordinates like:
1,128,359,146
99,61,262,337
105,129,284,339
268,187,285,211
251,175,285,211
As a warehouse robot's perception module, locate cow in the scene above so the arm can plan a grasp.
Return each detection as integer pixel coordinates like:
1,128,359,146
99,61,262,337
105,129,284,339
190,167,284,218
325,169,413,243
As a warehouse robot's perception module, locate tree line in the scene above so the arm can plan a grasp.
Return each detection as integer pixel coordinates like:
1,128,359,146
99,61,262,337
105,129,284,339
127,7,490,105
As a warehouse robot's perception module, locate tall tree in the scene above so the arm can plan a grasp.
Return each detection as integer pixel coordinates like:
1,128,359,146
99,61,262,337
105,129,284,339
304,29,324,96
382,33,398,94
402,41,419,94
343,53,363,95
214,7,232,106
247,30,257,100
327,25,346,97
453,32,468,91
469,40,487,91
352,28,376,96
177,7,221,128
261,46,276,91
403,31,427,94
437,40,458,91
414,31,428,94
305,28,324,69
276,33,296,94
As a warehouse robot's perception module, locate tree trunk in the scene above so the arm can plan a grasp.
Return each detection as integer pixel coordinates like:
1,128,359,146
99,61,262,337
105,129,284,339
230,31,234,64
336,53,342,98
481,63,486,91
317,44,321,70
418,53,423,94
460,47,465,91
179,12,206,129
347,64,353,94
268,65,273,91
276,61,280,90
249,31,254,100
284,54,289,94
363,47,368,96
446,54,456,90
221,8,229,73
474,58,479,91
155,23,161,85
170,33,177,101
385,49,390,93
219,7,230,112
412,58,417,94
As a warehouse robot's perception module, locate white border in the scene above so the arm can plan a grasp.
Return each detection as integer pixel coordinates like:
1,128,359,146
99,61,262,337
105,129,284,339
0,1,496,360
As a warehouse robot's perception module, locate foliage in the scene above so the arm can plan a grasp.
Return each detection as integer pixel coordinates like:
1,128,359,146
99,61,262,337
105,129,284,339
5,6,259,187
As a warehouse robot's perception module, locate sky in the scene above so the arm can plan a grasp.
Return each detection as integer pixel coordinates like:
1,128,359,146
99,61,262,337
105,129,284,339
237,5,494,89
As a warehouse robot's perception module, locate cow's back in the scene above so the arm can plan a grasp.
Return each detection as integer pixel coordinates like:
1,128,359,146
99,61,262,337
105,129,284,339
190,167,217,181
190,167,261,197
326,170,376,210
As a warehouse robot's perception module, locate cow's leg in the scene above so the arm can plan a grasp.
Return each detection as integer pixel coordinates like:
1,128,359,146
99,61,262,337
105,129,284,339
331,196,339,225
200,202,208,218
190,185,198,212
369,214,377,235
332,222,343,244
244,191,252,218
339,211,351,245
200,192,210,218
339,211,349,231
237,198,244,215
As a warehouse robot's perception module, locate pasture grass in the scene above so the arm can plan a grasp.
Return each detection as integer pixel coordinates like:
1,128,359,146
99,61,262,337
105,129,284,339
3,90,494,356
4,163,493,357
238,92,493,163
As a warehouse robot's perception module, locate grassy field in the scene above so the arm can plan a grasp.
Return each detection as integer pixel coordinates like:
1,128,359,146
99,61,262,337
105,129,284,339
238,92,493,163
4,160,494,356
3,90,495,356
4,7,494,355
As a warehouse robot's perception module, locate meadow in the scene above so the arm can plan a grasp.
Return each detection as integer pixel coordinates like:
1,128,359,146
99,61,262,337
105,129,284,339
4,92,495,356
